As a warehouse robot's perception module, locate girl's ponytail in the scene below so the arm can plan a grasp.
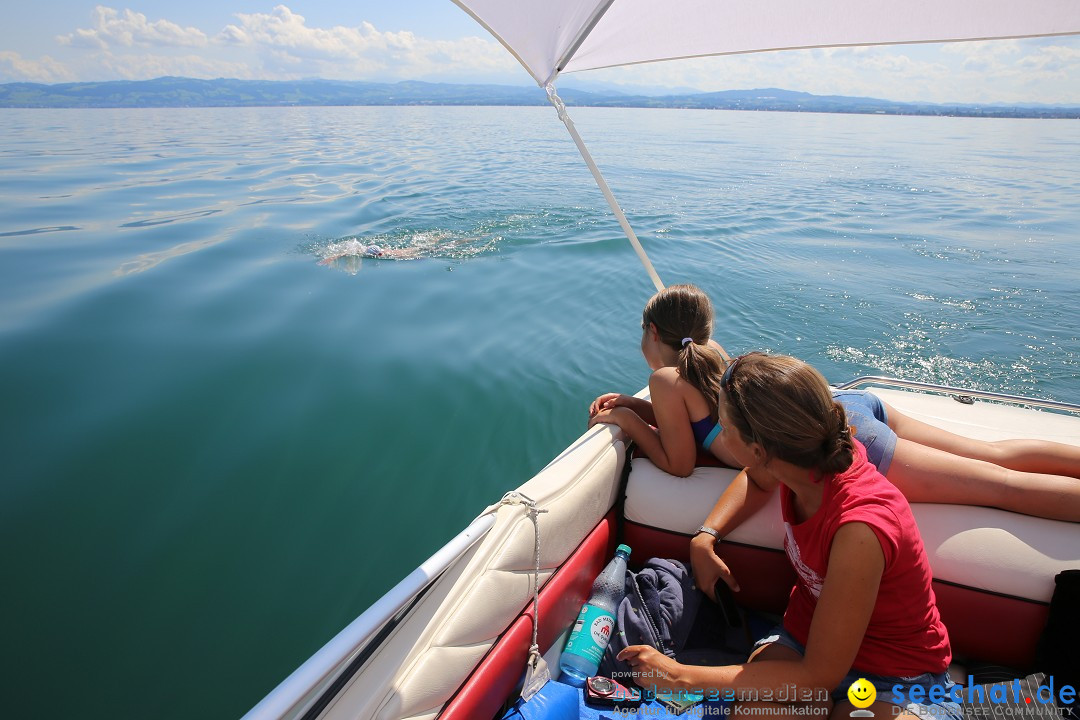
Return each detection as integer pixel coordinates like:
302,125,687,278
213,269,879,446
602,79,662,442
678,339,725,417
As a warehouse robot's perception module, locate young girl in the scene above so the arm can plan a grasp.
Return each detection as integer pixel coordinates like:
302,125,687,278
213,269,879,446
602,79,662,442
617,353,962,720
589,285,1080,521
587,284,730,478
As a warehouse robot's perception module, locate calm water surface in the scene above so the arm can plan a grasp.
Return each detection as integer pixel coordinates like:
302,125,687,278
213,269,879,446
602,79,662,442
1,106,1078,719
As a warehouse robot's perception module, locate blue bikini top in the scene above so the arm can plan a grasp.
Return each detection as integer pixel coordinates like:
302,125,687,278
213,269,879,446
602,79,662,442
690,416,722,450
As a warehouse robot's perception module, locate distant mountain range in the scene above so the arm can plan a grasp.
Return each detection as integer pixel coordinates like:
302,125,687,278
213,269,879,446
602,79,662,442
1,77,1077,119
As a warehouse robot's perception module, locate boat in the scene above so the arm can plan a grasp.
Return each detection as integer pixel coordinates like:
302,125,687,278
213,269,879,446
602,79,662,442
243,2,1080,718
242,379,1080,720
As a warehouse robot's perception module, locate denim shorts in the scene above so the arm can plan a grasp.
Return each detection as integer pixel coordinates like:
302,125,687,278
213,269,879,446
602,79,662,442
832,390,898,475
754,627,963,720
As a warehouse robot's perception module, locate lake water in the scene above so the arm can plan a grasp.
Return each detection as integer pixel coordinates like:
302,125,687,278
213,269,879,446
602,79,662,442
1,106,1078,719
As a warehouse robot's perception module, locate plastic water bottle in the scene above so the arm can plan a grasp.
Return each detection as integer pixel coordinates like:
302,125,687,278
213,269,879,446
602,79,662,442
558,543,631,686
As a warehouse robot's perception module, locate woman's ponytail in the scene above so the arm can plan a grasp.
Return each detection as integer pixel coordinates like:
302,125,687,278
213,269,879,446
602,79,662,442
724,354,856,478
820,402,855,475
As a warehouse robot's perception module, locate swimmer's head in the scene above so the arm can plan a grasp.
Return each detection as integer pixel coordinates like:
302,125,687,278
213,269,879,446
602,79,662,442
365,245,384,257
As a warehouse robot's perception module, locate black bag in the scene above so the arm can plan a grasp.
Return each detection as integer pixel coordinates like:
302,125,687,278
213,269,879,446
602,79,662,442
1035,569,1080,717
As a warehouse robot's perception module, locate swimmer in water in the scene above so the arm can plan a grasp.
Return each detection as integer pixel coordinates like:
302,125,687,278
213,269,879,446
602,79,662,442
317,231,495,271
317,239,424,266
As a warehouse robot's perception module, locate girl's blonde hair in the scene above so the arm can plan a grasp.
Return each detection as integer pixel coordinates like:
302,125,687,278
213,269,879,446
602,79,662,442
724,353,854,475
642,284,727,418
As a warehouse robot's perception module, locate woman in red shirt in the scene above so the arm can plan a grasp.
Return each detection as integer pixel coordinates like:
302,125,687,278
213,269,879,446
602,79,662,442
618,352,962,720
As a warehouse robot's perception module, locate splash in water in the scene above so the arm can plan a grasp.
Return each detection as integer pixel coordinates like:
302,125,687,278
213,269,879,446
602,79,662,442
313,228,500,274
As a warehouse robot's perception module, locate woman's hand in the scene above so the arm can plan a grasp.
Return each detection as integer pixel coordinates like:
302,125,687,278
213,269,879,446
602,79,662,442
690,533,740,597
616,645,689,691
589,392,626,417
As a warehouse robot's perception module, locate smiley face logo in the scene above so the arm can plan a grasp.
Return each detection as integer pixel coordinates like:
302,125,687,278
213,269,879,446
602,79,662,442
847,678,877,709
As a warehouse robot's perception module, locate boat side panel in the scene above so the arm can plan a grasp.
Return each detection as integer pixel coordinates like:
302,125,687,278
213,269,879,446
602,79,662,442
623,520,795,616
439,511,617,720
932,580,1048,670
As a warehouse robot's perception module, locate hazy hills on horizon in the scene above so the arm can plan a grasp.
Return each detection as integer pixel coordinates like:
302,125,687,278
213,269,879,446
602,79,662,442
1,76,1077,118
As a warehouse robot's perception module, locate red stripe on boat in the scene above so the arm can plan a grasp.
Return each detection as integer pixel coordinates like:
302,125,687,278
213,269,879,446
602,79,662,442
439,510,617,719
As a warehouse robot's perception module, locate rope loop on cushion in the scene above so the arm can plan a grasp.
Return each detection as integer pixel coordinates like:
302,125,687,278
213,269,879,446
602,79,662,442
491,492,551,699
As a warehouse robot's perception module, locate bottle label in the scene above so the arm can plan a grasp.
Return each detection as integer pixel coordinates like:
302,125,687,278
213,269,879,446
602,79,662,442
563,603,615,664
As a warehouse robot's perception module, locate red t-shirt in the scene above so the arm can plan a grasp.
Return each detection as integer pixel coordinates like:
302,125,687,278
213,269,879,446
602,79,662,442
780,439,951,676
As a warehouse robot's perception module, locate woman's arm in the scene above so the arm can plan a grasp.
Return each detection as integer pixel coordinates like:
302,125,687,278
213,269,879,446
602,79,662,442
691,469,777,595
620,522,885,695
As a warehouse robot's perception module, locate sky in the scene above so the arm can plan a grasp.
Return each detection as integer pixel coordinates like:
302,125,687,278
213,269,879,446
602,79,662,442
1,2,1079,104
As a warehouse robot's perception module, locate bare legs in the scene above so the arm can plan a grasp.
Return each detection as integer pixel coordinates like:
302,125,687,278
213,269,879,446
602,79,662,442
882,401,1080,522
741,643,920,720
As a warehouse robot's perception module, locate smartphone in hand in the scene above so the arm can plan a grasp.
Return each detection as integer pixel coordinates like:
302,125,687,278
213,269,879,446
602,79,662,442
714,579,742,627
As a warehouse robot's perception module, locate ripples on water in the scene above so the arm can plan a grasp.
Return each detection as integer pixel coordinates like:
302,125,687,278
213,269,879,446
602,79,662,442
1,106,1078,720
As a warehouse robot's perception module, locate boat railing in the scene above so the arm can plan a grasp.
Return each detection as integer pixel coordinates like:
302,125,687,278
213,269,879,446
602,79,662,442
241,513,497,720
836,376,1080,415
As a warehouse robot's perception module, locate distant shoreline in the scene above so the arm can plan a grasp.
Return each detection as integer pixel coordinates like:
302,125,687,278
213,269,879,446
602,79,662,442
3,104,1076,120
2,77,1077,119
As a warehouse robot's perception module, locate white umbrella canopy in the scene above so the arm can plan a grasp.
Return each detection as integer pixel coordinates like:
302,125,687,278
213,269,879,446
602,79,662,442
453,0,1080,86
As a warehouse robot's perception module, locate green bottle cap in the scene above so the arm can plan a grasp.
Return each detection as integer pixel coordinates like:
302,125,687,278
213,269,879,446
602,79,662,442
616,544,631,556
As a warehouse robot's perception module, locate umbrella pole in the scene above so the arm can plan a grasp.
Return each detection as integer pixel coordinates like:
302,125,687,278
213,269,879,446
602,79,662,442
545,85,664,292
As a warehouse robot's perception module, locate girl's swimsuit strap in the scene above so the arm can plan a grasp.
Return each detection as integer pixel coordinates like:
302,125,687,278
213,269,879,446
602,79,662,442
702,422,722,450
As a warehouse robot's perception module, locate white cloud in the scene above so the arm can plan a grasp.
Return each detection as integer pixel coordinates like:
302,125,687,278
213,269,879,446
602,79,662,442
942,39,1022,59
27,5,520,84
58,6,208,50
1016,44,1080,73
0,51,76,83
214,5,517,80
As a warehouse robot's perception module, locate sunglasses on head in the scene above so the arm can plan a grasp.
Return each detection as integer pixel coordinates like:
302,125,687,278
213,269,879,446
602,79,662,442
718,354,753,437
721,354,743,391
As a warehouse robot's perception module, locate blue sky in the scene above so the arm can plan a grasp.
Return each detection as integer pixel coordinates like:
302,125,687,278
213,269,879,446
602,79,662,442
2,2,1079,104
